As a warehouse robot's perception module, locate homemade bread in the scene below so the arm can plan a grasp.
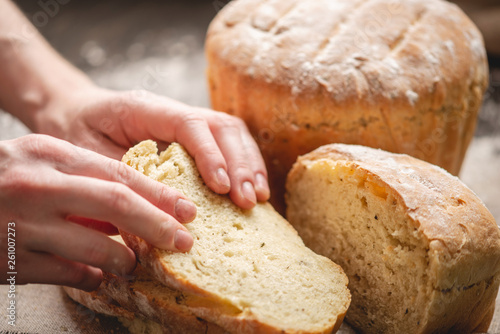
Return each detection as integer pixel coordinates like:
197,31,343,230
120,140,350,334
206,0,489,213
286,144,500,333
64,236,226,334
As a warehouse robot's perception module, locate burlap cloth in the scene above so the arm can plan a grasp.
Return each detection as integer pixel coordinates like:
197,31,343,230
0,284,498,333
0,285,125,333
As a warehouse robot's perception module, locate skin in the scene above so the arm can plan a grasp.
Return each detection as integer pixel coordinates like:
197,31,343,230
0,0,270,291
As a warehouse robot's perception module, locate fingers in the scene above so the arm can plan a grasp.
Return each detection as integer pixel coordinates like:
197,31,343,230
17,251,103,292
184,111,270,205
6,135,194,252
123,96,270,208
255,173,270,202
26,217,136,275
164,106,269,208
173,112,231,195
208,112,270,208
53,175,194,252
0,134,196,292
67,216,119,235
81,134,129,161
208,116,256,209
238,124,271,202
56,144,197,224
46,87,271,210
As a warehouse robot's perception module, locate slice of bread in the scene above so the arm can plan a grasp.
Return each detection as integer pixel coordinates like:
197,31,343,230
120,141,350,334
286,144,500,334
64,235,226,334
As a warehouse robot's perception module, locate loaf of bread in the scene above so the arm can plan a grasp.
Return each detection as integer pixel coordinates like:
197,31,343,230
206,0,489,213
117,140,350,333
286,144,500,333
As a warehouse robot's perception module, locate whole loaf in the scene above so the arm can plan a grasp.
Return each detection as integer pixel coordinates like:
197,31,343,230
206,0,489,212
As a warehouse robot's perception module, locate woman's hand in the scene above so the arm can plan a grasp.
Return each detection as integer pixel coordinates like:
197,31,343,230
0,0,269,211
35,86,270,209
0,0,269,292
0,134,197,291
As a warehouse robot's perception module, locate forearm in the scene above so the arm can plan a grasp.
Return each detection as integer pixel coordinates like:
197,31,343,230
0,0,92,132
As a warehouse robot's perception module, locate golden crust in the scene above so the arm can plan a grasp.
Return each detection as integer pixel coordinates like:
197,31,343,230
424,274,500,333
286,143,500,333
64,234,227,334
64,264,227,334
64,285,135,321
206,0,488,213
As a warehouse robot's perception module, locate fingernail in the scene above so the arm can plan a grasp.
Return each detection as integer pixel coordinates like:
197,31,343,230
216,168,231,189
174,229,193,251
175,199,196,222
242,181,256,205
255,173,270,199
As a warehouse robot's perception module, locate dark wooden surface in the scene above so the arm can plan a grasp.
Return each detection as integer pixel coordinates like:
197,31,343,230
0,0,499,333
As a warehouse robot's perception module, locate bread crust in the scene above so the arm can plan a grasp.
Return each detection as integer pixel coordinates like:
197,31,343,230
64,285,135,320
64,265,227,334
286,143,500,333
206,0,489,213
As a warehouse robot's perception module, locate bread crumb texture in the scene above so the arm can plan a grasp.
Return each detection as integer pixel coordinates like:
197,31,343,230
121,140,350,334
286,144,500,334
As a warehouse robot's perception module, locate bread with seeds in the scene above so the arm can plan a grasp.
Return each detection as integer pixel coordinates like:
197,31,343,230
64,235,226,334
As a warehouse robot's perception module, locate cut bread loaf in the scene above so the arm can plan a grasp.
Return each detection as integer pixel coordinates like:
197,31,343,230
206,0,489,213
120,140,350,334
286,144,500,333
64,235,226,334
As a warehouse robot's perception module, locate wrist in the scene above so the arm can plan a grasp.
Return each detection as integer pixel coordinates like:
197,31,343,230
0,0,96,137
0,39,96,136
30,73,95,136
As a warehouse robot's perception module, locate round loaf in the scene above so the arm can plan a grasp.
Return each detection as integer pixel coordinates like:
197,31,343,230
206,0,489,212
286,143,500,333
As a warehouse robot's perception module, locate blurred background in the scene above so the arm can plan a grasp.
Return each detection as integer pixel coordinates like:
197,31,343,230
3,0,497,216
0,0,498,333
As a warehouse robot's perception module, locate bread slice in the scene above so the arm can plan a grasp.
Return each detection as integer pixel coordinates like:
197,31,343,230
64,276,170,334
64,287,161,334
286,144,500,334
64,235,226,334
120,141,350,334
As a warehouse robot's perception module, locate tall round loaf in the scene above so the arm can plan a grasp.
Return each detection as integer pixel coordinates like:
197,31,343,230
206,0,489,212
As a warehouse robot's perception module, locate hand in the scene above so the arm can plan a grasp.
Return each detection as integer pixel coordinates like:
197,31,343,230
0,134,197,291
35,86,270,210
